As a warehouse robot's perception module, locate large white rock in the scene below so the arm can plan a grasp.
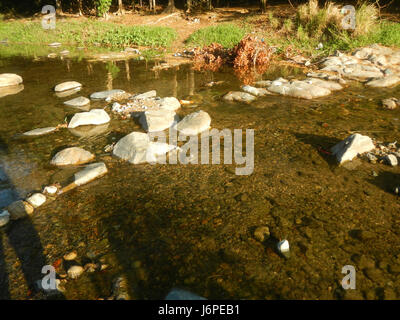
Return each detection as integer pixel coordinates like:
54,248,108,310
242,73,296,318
366,75,400,88
74,162,108,186
26,193,46,208
331,134,375,164
113,132,150,164
90,89,125,100
174,110,211,135
131,90,157,100
305,78,343,91
112,132,176,164
63,96,90,108
139,109,179,132
68,109,110,128
159,97,181,111
23,127,57,136
54,81,82,92
51,147,95,166
0,73,23,87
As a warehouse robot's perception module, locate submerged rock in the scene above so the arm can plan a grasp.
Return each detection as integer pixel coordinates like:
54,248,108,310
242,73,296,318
68,109,110,128
0,84,24,98
55,87,81,98
74,162,108,186
90,89,126,100
331,134,375,164
54,81,82,92
67,265,84,279
26,193,46,208
382,98,398,110
23,127,57,136
165,288,206,300
0,73,23,87
0,210,10,227
63,96,90,108
139,109,179,132
174,110,211,136
277,239,290,258
223,91,256,103
63,251,78,261
267,79,332,99
51,147,95,166
7,200,34,220
241,85,270,96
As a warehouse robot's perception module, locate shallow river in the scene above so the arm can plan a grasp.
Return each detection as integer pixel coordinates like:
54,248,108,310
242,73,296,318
0,52,400,300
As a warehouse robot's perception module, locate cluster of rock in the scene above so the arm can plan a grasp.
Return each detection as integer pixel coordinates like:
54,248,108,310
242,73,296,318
222,44,400,102
223,77,344,101
321,44,400,86
331,133,400,169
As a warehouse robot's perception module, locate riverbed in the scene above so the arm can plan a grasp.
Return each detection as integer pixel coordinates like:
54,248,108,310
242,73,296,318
1,50,400,300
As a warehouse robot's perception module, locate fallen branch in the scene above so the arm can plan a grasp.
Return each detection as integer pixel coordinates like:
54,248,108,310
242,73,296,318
147,12,180,25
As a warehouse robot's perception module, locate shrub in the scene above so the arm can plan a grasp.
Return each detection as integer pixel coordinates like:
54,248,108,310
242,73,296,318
95,0,112,17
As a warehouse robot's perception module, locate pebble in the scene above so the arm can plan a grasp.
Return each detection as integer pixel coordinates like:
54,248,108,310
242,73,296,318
253,226,270,242
63,251,78,261
277,239,290,258
67,265,84,279
382,98,398,110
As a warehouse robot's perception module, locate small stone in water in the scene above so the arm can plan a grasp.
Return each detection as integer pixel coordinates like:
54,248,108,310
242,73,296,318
277,239,290,258
67,265,84,279
26,193,46,208
384,154,398,166
63,251,78,261
43,185,58,195
254,226,270,242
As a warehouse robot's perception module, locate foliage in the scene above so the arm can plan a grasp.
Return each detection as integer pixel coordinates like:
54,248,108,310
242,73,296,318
95,0,112,17
193,43,233,72
186,24,247,49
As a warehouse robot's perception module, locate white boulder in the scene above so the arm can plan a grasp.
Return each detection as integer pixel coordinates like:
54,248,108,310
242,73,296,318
54,81,82,92
174,110,211,136
331,134,375,164
50,147,95,166
68,109,110,128
0,73,23,87
74,162,108,186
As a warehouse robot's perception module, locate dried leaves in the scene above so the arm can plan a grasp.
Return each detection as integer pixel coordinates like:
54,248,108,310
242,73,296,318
192,35,275,84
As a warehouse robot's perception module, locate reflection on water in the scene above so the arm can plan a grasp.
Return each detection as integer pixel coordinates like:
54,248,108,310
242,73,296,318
0,55,400,299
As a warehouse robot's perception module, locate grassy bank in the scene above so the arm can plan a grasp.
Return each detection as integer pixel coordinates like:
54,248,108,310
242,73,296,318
0,19,177,49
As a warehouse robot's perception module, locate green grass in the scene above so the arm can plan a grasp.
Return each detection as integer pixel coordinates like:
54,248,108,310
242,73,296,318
0,19,177,49
95,25,177,47
185,23,247,48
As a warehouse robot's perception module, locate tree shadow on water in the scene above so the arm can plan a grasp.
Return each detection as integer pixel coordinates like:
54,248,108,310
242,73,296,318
94,190,232,300
0,137,63,299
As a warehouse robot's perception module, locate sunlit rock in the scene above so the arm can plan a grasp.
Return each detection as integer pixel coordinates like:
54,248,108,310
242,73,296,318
331,133,375,164
51,147,95,166
223,91,256,103
63,96,90,108
23,127,57,136
0,73,23,87
74,162,108,186
54,81,82,92
173,110,211,136
26,193,46,208
139,109,179,132
68,109,110,128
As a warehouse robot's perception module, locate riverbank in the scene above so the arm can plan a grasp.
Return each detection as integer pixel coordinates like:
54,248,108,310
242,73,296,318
1,5,400,61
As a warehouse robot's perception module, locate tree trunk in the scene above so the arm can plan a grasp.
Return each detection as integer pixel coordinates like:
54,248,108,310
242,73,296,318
163,0,176,13
77,0,83,16
118,0,124,15
55,0,62,14
260,0,267,13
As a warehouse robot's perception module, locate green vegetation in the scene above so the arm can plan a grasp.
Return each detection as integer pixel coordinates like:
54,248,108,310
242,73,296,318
95,25,177,47
95,0,112,17
185,24,247,48
0,19,177,49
